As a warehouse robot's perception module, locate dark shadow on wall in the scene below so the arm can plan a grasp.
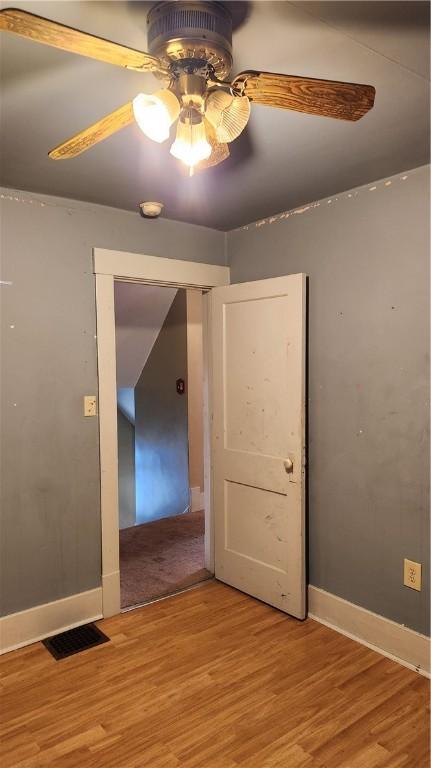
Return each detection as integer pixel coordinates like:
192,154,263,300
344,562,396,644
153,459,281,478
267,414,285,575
134,290,189,524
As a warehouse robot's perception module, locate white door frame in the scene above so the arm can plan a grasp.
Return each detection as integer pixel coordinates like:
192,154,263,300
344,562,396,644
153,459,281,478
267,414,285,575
94,248,230,617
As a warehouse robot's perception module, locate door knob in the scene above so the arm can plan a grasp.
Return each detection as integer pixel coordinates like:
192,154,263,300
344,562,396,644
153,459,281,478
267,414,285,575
284,458,293,473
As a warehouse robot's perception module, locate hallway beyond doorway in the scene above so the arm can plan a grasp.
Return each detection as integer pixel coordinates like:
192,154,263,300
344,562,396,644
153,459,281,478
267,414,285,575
119,509,211,608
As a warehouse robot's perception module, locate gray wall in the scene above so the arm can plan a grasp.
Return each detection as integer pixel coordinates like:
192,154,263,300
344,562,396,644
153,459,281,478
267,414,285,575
1,167,429,637
227,165,430,636
117,409,136,530
135,291,189,524
0,188,225,617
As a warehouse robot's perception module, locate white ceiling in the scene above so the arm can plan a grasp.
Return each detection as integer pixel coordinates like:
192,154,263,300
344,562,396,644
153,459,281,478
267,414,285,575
0,1,429,230
115,281,177,388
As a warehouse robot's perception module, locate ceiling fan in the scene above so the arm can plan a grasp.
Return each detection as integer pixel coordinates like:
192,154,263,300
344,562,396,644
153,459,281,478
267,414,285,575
0,2,376,175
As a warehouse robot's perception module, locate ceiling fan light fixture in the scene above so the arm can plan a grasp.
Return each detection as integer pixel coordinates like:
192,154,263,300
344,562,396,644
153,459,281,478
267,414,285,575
132,90,180,143
206,91,251,143
0,6,376,172
170,113,212,171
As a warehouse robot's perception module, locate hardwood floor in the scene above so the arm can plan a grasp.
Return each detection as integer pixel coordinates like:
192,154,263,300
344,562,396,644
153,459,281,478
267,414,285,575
0,581,429,767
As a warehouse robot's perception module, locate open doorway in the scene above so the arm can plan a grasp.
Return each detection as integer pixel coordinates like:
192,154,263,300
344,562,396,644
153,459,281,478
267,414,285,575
114,282,211,609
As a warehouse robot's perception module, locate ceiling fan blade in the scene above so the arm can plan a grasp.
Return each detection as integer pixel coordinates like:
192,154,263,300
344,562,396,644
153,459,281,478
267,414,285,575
49,102,135,160
0,8,166,73
232,70,375,121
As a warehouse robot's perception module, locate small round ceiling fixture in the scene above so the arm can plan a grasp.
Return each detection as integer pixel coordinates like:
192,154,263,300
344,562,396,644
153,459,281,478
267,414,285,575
139,201,164,218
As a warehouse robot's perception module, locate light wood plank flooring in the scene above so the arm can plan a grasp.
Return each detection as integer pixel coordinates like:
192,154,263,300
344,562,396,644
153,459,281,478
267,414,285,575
1,581,429,767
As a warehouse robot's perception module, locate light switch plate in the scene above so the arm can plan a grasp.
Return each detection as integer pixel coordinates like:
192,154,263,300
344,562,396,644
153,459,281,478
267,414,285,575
84,395,97,417
403,558,422,591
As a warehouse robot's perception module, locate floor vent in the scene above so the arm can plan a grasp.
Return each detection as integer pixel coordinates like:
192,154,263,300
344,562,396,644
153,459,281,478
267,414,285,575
42,623,109,660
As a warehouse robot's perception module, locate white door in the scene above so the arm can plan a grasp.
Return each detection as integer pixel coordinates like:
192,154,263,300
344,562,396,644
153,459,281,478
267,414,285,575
211,274,306,618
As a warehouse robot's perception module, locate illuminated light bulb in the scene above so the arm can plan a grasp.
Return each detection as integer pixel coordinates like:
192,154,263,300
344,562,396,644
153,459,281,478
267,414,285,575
170,113,212,173
132,90,180,143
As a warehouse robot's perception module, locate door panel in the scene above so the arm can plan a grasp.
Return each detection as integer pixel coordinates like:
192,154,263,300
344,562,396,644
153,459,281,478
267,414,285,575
224,295,290,457
225,481,288,570
211,274,306,618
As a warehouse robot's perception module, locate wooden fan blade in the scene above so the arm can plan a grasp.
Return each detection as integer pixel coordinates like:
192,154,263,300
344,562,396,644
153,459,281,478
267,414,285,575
0,8,165,73
49,102,134,159
233,71,375,121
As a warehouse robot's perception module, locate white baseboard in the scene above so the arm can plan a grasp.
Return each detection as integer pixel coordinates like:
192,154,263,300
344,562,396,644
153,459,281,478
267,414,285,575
190,486,205,513
0,587,103,655
308,585,430,677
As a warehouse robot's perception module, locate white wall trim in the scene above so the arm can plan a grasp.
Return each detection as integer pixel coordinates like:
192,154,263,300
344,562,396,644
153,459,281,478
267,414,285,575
202,292,215,573
94,249,229,616
0,588,103,655
101,572,121,618
94,248,229,288
308,585,430,677
190,486,205,513
96,273,121,617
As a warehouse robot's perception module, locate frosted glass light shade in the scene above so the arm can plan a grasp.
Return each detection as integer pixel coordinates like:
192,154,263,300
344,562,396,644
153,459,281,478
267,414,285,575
133,90,180,143
206,91,250,143
170,117,212,167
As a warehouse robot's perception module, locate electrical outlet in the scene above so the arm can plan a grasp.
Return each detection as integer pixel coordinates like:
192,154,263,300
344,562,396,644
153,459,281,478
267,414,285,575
84,395,97,417
403,559,422,591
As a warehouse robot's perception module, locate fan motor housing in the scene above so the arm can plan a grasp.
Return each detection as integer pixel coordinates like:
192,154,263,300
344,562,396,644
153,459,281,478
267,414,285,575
147,1,233,79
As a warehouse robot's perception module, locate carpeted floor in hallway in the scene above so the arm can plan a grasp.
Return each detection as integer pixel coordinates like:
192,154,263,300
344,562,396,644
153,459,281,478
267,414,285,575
119,508,211,608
